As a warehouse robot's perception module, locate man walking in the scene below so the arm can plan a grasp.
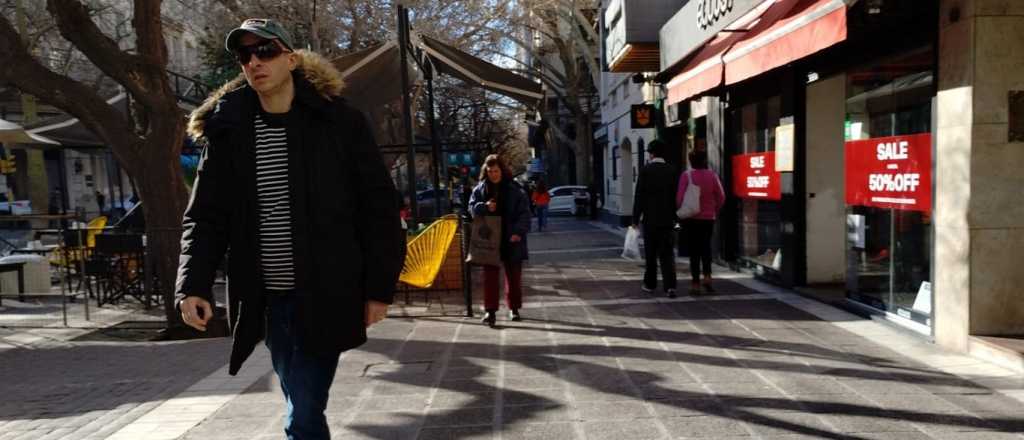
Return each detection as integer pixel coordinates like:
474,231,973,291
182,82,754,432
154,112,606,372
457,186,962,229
632,139,678,298
176,19,404,439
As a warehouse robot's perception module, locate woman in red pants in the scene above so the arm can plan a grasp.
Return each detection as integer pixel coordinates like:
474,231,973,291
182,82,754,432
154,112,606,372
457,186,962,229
469,154,532,326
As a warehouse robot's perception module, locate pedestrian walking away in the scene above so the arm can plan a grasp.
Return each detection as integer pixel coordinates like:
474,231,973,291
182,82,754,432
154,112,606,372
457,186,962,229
532,180,551,232
676,149,725,294
469,154,531,326
175,18,404,440
632,139,679,298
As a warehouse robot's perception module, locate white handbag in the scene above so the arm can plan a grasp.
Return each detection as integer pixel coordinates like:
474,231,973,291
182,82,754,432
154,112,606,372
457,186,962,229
676,170,701,219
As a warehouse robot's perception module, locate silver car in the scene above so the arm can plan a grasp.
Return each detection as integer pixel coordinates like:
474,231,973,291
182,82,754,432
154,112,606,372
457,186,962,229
547,185,590,216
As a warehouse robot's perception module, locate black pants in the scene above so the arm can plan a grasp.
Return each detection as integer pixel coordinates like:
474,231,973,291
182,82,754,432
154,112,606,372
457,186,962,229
685,219,715,282
643,225,677,291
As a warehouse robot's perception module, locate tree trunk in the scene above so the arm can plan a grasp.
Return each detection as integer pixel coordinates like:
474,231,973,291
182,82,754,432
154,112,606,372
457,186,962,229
135,121,188,325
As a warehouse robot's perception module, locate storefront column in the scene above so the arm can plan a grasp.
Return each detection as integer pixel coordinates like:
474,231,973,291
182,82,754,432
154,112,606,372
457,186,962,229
935,0,1024,351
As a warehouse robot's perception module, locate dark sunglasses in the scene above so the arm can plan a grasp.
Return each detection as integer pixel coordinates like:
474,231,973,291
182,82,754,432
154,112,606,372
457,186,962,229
234,40,288,64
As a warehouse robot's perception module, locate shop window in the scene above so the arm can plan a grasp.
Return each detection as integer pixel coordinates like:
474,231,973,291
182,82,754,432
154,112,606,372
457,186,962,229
844,47,935,327
728,96,784,271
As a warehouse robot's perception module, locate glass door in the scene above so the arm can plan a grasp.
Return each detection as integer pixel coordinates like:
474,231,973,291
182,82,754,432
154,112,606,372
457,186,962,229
844,48,935,327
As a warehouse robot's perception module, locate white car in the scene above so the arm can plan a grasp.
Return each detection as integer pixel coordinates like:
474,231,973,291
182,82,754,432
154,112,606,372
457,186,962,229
547,185,590,215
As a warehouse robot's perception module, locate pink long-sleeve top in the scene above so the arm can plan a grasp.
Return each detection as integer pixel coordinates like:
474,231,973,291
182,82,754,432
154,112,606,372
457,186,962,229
676,169,725,220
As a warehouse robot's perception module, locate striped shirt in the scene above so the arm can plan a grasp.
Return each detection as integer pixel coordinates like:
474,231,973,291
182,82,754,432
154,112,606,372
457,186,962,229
254,112,295,292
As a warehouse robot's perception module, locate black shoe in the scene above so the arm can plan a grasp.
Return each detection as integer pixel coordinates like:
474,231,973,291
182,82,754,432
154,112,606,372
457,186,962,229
509,309,521,321
702,279,715,293
666,289,677,299
481,311,496,327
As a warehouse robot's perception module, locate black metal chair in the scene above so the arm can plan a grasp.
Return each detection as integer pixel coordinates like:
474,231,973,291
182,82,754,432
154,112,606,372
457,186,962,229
91,234,146,306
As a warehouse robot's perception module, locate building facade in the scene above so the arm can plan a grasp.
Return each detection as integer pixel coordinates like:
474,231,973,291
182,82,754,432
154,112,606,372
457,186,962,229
596,0,682,225
615,0,1024,369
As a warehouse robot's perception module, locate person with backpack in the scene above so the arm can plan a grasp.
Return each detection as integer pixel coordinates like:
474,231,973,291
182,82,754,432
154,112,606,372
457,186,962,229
676,149,725,294
632,139,679,298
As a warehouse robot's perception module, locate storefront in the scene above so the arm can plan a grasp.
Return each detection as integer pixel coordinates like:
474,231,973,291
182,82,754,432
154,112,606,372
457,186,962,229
842,48,935,332
658,0,938,334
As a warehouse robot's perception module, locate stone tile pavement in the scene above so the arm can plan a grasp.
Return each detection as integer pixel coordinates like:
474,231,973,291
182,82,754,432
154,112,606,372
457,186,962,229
2,217,1024,439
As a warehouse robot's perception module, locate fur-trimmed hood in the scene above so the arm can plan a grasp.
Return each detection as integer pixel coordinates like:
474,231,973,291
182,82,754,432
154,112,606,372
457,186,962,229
187,50,345,140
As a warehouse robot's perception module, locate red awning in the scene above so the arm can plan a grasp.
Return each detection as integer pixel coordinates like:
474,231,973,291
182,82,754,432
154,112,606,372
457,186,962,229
665,33,731,106
724,0,848,85
665,0,775,106
664,0,847,106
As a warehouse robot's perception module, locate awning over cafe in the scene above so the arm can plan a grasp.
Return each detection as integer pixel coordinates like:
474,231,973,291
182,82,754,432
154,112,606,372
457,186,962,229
22,93,127,151
0,118,60,146
418,35,543,106
334,41,407,114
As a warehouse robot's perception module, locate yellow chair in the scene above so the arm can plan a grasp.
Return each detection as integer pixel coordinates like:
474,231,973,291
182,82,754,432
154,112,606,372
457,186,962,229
399,214,459,289
84,216,108,248
49,217,108,296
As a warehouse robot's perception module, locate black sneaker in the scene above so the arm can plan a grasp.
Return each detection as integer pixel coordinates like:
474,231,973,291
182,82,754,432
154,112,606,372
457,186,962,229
641,284,655,294
666,289,677,299
481,311,496,327
509,309,521,321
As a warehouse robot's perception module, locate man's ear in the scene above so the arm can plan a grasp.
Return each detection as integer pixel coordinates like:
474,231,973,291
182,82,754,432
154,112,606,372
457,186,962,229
287,52,298,72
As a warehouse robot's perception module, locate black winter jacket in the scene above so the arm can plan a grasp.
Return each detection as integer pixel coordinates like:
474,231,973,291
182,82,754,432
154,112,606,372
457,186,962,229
632,159,679,229
176,51,404,375
469,180,531,262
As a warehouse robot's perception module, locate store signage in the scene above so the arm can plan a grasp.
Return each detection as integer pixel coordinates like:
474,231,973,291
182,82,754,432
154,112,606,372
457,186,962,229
659,0,761,69
630,104,657,129
732,152,781,200
697,0,734,29
845,133,932,213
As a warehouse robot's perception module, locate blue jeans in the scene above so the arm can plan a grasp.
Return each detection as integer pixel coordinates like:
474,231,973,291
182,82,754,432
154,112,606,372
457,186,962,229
265,295,340,440
536,206,548,231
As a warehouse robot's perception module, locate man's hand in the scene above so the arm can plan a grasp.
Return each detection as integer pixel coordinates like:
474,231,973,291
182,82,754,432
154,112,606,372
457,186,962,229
510,234,522,243
180,296,213,332
486,199,497,212
365,300,389,328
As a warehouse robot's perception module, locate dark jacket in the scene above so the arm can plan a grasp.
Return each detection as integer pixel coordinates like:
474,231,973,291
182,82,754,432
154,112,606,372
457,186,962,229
632,159,678,229
469,180,531,262
176,50,404,375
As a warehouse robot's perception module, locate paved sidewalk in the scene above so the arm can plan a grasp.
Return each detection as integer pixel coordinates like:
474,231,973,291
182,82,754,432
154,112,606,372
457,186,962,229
175,218,1024,440
3,217,1024,439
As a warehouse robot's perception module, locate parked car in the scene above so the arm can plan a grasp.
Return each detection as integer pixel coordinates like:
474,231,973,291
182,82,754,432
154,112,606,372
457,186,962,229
547,185,590,216
416,188,453,215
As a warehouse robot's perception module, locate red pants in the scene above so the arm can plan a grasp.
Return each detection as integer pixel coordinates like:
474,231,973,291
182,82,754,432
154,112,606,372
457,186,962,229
483,261,523,311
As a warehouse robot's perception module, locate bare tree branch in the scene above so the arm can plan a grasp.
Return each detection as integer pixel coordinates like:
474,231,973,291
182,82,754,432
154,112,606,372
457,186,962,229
45,0,157,105
0,11,142,169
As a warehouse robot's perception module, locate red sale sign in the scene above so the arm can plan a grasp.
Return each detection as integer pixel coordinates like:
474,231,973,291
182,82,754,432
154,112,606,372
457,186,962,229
845,133,932,213
732,152,781,200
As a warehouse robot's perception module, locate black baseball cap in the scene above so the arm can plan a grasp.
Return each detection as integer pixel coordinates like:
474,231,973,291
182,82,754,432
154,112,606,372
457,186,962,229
225,18,295,52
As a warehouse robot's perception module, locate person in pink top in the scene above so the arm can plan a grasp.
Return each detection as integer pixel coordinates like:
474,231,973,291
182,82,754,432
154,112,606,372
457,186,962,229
676,150,725,293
